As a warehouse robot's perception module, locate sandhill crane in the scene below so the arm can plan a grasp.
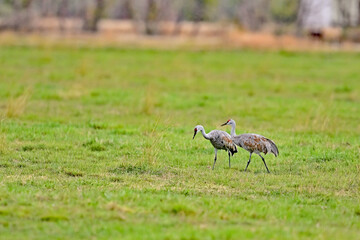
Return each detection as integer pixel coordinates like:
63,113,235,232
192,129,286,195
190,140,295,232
221,119,279,173
193,125,238,170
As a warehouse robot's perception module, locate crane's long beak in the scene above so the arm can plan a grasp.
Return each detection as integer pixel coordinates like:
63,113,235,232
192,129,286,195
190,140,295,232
192,130,197,139
221,122,228,126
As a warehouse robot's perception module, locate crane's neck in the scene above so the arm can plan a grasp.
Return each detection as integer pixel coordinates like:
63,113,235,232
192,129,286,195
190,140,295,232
230,123,236,137
200,128,210,140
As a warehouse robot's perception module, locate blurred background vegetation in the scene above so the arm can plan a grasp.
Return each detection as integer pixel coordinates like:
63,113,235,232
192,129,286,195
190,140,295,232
0,0,360,43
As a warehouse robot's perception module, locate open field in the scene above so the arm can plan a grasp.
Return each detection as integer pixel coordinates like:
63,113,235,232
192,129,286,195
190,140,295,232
0,46,359,239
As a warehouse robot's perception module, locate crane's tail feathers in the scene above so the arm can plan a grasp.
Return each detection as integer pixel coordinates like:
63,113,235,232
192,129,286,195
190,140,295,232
229,145,238,156
266,138,279,157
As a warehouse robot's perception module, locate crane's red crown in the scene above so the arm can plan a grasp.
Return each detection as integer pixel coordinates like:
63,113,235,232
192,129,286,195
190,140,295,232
227,119,230,122
194,128,197,131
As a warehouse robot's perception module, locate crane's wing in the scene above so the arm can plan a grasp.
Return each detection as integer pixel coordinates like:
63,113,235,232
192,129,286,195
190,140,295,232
266,138,279,157
220,133,238,155
235,134,278,157
208,130,238,155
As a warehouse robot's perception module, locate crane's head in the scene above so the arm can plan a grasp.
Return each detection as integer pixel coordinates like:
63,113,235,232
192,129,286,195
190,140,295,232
221,119,235,126
192,125,203,139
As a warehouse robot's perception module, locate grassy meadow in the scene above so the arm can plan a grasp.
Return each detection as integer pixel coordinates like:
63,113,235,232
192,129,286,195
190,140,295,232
0,46,359,239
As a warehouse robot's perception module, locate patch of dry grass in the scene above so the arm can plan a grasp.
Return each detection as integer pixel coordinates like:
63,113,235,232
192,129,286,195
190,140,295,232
1,30,360,52
5,89,31,118
141,85,156,115
58,83,87,100
0,132,7,154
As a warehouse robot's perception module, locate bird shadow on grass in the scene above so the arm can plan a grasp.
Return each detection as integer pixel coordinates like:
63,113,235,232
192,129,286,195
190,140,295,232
40,215,69,222
109,164,164,176
64,170,83,177
240,168,280,175
21,144,47,151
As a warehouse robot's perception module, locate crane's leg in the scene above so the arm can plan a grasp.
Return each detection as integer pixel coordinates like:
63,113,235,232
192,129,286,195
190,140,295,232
228,151,231,168
245,152,252,171
212,149,218,170
258,154,270,173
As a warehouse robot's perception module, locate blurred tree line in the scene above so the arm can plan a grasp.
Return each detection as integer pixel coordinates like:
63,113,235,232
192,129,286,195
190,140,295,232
0,0,359,34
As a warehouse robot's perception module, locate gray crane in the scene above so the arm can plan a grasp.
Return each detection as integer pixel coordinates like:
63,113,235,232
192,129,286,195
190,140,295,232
193,125,238,170
221,119,279,173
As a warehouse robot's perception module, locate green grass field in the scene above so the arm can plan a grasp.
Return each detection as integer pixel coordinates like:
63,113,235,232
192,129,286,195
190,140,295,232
0,46,359,239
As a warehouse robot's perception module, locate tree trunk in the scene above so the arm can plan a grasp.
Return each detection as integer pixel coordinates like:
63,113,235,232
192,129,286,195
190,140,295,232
144,0,158,35
10,0,33,31
358,0,360,25
83,0,105,32
58,0,68,32
296,0,305,35
192,0,205,36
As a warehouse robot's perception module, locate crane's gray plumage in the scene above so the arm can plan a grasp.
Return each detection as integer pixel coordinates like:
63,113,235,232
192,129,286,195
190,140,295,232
233,133,279,157
221,119,279,173
193,125,237,170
